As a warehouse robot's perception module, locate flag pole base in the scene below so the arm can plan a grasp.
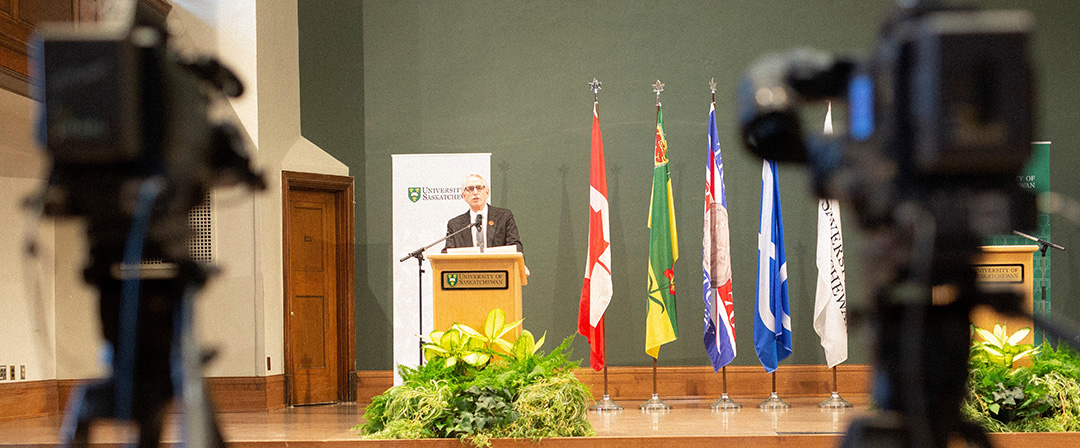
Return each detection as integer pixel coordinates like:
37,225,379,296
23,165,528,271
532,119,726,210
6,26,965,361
589,394,624,412
757,392,790,409
639,393,671,412
818,391,853,408
709,393,742,411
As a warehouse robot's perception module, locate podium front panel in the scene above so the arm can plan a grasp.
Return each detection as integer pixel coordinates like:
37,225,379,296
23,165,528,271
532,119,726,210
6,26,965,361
428,253,525,336
972,245,1038,345
932,245,1038,345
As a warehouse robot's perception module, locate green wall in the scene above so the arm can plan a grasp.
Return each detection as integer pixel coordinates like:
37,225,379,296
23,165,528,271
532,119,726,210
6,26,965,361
300,0,1080,371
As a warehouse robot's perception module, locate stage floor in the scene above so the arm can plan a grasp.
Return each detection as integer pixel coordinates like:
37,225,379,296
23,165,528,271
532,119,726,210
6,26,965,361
1,396,1077,447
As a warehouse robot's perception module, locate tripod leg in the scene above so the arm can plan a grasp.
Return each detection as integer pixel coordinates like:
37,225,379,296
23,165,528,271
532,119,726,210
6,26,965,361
59,385,91,448
175,285,228,448
135,406,167,448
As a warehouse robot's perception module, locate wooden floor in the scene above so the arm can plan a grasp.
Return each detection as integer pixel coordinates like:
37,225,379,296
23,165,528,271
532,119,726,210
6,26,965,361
0,396,1077,447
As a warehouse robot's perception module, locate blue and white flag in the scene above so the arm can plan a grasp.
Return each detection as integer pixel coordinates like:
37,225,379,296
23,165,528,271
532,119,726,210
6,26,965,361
703,102,736,371
753,159,792,373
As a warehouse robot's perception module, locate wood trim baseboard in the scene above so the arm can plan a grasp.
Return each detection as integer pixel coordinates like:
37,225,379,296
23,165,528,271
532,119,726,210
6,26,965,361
0,380,60,421
574,364,872,401
265,374,287,410
354,364,872,404
52,375,289,417
56,379,82,412
357,370,395,405
7,366,870,419
206,375,287,412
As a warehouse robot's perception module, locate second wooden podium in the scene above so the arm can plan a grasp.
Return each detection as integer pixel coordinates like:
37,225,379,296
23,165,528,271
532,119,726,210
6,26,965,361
427,252,527,336
932,245,1038,345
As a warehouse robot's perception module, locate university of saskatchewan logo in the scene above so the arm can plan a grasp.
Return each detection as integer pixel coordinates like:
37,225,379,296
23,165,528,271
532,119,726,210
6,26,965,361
447,274,458,287
408,187,421,203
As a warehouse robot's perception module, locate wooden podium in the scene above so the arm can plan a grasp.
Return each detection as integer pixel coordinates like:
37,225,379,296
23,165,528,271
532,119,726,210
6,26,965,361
428,253,527,335
933,245,1038,345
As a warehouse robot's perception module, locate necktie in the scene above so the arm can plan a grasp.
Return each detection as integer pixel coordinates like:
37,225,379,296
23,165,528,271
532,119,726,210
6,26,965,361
476,216,485,251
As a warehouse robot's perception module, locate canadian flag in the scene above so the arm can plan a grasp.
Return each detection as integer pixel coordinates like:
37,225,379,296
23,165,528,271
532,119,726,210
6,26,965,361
578,101,613,371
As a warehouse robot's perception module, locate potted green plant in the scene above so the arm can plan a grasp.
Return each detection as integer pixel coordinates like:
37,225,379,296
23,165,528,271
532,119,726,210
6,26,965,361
355,308,594,446
964,324,1080,431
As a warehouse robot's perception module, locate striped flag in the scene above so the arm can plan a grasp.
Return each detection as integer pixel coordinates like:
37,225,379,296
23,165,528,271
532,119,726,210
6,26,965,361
645,105,678,359
579,100,613,371
703,102,736,371
814,102,848,367
753,159,792,373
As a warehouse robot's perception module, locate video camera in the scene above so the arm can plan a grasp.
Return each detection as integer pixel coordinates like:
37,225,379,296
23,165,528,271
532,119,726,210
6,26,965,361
31,3,263,448
737,1,1036,447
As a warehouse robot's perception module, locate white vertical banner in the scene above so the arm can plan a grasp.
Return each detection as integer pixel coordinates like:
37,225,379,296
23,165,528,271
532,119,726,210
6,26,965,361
392,153,490,382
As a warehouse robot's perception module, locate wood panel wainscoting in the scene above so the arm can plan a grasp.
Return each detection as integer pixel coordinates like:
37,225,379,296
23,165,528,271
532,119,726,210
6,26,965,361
1,366,871,420
356,364,873,405
204,375,287,412
0,380,59,421
2,375,287,421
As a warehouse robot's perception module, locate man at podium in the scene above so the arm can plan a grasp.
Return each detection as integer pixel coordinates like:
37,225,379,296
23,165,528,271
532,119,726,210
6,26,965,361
443,174,524,253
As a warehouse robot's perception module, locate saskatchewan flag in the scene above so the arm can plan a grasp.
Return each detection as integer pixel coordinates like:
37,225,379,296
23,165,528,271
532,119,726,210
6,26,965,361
646,106,679,359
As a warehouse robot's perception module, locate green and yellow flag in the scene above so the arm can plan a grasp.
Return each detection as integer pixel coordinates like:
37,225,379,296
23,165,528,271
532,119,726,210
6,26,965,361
646,106,678,359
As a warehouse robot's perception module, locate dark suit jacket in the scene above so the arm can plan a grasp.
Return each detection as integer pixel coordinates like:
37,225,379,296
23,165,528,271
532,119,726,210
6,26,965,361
443,205,523,254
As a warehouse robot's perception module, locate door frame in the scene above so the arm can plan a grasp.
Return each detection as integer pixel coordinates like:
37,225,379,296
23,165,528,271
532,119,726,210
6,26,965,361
281,170,356,403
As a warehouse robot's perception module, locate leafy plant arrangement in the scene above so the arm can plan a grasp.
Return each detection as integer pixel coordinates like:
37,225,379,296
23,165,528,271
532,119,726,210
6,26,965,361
354,309,595,446
962,324,1080,432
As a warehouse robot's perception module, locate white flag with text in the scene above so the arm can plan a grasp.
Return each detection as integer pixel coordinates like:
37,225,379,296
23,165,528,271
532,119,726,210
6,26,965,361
813,103,848,368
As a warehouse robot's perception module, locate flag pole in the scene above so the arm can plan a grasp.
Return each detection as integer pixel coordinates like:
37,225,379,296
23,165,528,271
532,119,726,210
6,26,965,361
816,102,852,409
640,355,671,411
706,78,741,411
819,365,853,408
590,320,623,411
710,365,742,410
584,78,622,413
758,370,790,409
640,80,671,413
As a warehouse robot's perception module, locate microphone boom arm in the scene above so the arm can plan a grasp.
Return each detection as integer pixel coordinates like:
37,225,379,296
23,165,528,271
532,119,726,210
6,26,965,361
399,220,480,262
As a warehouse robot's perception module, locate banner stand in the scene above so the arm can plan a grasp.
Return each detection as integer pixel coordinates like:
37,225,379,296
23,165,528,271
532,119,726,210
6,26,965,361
639,358,672,412
818,366,854,408
710,366,742,410
391,153,490,383
589,365,623,412
758,371,790,409
589,327,623,412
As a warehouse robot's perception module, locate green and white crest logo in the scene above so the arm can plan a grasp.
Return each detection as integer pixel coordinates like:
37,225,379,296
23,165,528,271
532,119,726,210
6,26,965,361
447,274,458,287
408,187,421,203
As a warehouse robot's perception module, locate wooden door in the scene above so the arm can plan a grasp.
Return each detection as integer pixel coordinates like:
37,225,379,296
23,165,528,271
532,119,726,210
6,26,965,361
286,189,338,405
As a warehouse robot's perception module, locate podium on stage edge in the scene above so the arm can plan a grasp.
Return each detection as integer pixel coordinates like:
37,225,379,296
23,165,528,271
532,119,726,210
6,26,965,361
932,245,1038,346
428,252,527,336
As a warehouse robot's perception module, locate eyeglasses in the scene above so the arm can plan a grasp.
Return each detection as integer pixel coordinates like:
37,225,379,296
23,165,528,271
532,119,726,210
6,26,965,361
463,185,487,193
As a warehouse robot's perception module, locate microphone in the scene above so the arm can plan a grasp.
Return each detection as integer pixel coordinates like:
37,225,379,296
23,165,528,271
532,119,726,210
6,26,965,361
475,214,484,228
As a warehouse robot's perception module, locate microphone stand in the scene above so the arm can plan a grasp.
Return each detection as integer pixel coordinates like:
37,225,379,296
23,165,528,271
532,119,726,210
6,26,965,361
1013,230,1067,345
400,221,480,364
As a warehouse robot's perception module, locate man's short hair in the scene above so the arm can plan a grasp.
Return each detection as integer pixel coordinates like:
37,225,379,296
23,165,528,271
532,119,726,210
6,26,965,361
462,174,488,190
